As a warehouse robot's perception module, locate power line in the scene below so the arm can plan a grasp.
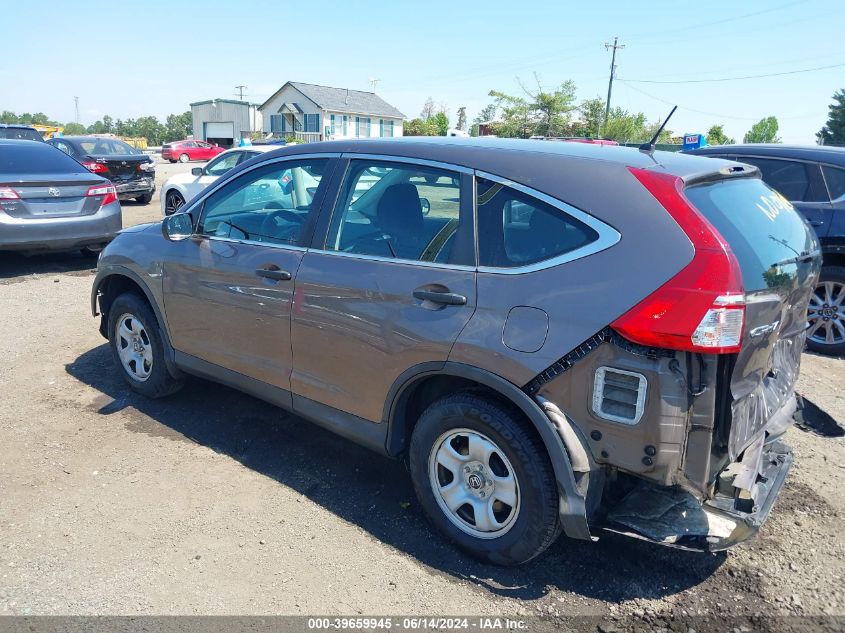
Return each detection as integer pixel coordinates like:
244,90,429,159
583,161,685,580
621,62,845,84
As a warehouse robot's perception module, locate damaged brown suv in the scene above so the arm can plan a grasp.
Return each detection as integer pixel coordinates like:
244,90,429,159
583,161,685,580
91,138,821,565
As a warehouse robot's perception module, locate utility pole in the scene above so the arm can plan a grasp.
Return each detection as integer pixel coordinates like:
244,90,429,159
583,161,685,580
603,37,624,135
234,85,248,101
74,96,80,124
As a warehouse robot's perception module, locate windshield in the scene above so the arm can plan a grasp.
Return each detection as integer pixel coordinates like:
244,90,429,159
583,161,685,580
685,177,817,294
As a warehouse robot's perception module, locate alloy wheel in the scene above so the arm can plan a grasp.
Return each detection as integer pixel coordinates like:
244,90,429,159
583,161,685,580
807,280,845,347
165,191,184,215
116,313,153,381
428,428,520,539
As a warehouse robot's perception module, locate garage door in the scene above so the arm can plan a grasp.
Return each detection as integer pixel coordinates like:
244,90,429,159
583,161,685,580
205,122,235,139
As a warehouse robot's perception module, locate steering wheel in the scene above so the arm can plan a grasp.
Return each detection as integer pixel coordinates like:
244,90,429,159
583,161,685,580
260,209,305,242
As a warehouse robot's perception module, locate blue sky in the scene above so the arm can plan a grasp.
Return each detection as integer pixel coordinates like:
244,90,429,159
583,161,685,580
2,0,842,143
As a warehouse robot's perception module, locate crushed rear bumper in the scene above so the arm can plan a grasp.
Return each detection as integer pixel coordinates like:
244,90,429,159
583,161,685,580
604,439,793,551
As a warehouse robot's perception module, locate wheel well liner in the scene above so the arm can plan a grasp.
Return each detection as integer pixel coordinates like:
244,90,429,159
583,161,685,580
383,361,593,541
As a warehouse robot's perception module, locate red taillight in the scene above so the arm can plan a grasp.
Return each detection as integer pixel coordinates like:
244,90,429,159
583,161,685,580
0,186,20,199
611,168,745,354
81,161,108,174
87,184,117,206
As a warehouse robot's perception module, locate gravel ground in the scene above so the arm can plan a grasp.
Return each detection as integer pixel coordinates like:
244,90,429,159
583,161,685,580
0,161,843,630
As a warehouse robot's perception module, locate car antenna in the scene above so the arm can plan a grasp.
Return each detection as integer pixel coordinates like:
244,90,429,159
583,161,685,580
639,105,677,154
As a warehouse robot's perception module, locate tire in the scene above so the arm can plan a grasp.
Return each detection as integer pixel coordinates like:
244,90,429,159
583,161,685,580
164,190,185,216
168,159,177,164
80,245,104,258
806,265,845,355
178,153,190,163
409,391,560,566
135,192,153,204
108,292,183,398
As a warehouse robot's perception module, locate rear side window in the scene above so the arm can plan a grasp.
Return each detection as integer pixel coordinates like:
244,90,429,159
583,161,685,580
685,178,815,293
476,177,598,268
0,142,88,174
738,157,826,202
822,165,845,201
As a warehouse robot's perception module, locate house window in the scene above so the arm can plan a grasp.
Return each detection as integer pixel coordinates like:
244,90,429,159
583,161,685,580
331,114,345,137
381,119,394,137
355,117,371,138
270,114,283,133
304,113,320,133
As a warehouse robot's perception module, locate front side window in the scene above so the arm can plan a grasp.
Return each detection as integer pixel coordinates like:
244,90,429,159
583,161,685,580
197,159,329,247
204,152,241,176
476,177,599,268
325,161,472,265
822,165,845,201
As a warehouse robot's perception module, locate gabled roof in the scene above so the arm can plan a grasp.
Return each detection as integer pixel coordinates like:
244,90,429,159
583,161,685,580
259,81,406,119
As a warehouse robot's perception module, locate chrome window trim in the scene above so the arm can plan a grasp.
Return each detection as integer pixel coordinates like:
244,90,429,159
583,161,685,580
474,169,621,275
338,153,473,174
305,248,475,271
193,234,308,253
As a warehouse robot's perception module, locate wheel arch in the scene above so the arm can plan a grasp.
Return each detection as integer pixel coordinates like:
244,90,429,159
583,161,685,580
383,361,593,541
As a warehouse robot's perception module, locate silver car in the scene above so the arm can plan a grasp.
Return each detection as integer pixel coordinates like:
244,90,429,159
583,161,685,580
0,139,122,254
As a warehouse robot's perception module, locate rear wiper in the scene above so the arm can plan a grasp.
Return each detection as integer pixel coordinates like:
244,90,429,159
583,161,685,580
768,235,818,267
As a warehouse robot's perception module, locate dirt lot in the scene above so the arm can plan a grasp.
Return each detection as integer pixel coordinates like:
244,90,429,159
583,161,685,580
0,159,843,629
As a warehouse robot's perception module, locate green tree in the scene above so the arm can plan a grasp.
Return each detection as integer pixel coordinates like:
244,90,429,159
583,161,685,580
577,97,605,138
165,111,192,142
744,116,780,143
488,76,577,138
63,122,86,135
487,90,532,138
1,111,19,124
818,89,845,145
430,111,449,135
456,106,467,131
706,124,735,145
403,118,438,136
470,103,498,136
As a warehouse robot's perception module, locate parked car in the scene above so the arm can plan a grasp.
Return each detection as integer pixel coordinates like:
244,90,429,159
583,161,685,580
688,144,845,355
0,124,43,142
160,145,278,215
91,138,820,565
161,140,225,164
0,139,121,254
46,136,156,204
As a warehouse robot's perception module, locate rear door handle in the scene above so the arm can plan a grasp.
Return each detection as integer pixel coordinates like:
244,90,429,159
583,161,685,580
255,267,292,281
808,220,825,227
413,289,467,306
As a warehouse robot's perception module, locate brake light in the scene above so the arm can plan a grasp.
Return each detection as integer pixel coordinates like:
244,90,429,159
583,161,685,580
81,161,108,174
87,184,117,206
0,187,20,199
611,168,745,354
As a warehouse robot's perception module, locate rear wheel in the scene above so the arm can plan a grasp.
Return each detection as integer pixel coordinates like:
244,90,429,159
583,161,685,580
80,245,104,258
164,190,185,216
135,192,153,204
409,391,560,565
108,292,183,398
178,153,190,163
807,266,845,355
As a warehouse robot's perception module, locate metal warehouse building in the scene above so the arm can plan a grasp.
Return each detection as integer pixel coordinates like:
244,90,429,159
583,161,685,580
190,98,263,148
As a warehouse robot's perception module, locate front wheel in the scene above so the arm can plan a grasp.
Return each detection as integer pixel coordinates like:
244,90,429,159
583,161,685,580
178,153,190,163
409,392,561,565
164,190,185,216
806,266,845,355
108,292,183,398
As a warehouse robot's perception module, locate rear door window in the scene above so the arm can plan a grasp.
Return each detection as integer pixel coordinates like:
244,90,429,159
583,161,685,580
822,165,845,201
685,178,816,293
738,157,826,202
476,177,599,268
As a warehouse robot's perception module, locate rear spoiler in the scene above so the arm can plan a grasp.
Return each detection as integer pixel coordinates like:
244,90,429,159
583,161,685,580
682,162,760,188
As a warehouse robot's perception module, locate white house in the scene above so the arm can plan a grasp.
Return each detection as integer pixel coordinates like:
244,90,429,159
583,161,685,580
259,81,405,142
190,98,262,148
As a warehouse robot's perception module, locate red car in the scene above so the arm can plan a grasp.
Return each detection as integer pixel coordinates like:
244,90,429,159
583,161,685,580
161,140,225,163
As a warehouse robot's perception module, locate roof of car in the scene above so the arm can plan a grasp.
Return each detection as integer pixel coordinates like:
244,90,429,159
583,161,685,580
252,136,739,179
689,143,845,165
0,123,38,129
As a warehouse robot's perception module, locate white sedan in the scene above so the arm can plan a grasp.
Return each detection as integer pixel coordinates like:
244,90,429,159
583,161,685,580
160,145,279,215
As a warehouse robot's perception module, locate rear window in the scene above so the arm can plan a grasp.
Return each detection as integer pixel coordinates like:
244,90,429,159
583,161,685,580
685,178,815,293
78,138,141,155
0,127,43,142
0,142,88,175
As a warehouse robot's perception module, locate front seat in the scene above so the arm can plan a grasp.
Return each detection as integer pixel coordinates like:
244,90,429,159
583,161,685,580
374,183,427,259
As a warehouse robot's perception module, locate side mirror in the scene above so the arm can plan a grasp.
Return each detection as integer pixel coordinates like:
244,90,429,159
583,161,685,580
162,212,193,241
191,167,203,176
419,198,431,216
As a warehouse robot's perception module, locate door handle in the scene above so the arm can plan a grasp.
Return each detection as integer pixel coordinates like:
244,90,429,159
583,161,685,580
255,267,292,281
413,288,467,306
808,220,824,227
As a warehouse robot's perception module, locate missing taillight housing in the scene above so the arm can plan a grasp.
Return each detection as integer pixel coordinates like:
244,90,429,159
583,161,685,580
611,168,745,354
87,184,117,206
